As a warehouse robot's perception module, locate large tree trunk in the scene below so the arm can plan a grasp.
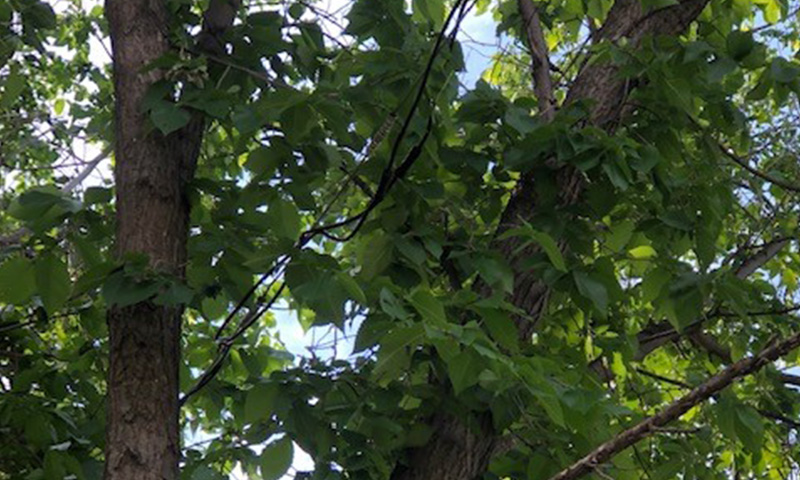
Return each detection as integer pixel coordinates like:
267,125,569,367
103,2,203,478
391,0,709,478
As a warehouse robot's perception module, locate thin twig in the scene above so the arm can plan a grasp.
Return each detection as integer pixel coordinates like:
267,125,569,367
720,146,800,193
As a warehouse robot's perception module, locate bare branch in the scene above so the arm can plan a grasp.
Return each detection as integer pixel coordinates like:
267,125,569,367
688,331,732,363
61,146,112,193
0,146,111,250
757,409,800,429
678,331,800,389
549,331,800,480
780,372,800,387
721,146,800,193
734,237,790,278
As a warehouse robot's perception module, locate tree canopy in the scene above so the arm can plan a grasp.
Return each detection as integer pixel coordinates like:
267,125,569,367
2,0,800,479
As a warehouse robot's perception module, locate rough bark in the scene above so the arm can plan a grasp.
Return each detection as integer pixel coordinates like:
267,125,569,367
391,1,710,479
103,1,207,478
389,413,497,480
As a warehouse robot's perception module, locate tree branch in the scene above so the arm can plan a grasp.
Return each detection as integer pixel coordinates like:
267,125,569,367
0,146,111,251
680,330,800,389
61,146,112,193
688,331,732,363
780,372,800,387
720,145,800,193
734,237,790,278
549,330,800,480
518,0,555,121
758,409,800,429
632,236,791,361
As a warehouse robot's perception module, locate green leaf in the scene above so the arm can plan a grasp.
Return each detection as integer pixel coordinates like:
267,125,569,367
412,0,445,29
408,288,446,326
335,272,367,304
260,437,293,480
734,405,764,454
23,1,56,29
201,295,228,319
285,253,348,325
53,98,66,115
641,267,670,303
379,288,410,320
43,451,66,480
35,254,71,314
726,30,755,61
573,271,608,314
771,57,799,84
84,187,113,205
606,220,635,252
394,236,428,265
446,348,483,394
628,245,656,260
531,230,567,272
602,161,629,190
358,231,394,280
695,221,719,269
245,146,283,177
474,256,515,293
520,365,565,427
24,413,52,447
504,105,537,135
150,101,191,135
631,145,661,173
663,288,703,331
0,66,24,109
373,325,425,384
190,466,223,480
288,3,305,19
8,187,81,229
764,0,781,22
478,307,519,353
154,281,194,306
267,198,301,241
501,227,568,272
245,383,279,424
281,102,317,144
101,271,162,307
0,256,36,305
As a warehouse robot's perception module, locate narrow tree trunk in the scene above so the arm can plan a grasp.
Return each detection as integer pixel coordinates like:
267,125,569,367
104,2,202,478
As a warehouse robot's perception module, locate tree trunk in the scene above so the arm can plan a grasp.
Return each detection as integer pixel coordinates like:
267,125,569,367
391,0,710,478
104,1,202,478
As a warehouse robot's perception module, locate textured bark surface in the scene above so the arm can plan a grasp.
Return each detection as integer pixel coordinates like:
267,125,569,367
391,1,711,479
104,1,202,479
390,412,496,480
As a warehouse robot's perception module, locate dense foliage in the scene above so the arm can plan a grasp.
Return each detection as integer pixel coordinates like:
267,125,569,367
2,0,800,478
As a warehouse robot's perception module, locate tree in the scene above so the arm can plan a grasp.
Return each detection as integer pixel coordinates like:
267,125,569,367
2,0,800,479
